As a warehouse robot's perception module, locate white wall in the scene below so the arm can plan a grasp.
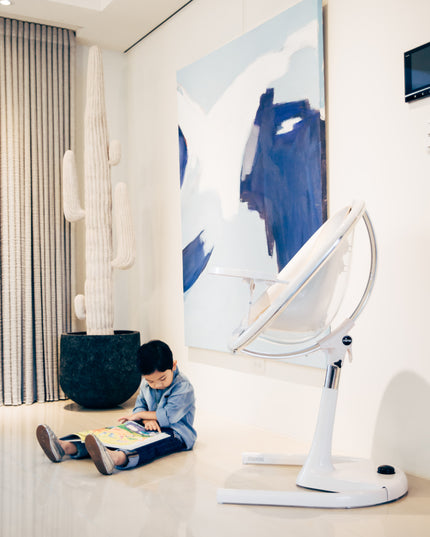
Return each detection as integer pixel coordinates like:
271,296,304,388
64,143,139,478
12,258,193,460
326,0,430,477
118,0,430,478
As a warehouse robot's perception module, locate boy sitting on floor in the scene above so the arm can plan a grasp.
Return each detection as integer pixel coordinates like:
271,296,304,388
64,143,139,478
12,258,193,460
36,340,196,475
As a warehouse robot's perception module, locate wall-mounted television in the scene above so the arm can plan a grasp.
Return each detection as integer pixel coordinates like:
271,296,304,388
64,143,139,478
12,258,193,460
404,41,430,102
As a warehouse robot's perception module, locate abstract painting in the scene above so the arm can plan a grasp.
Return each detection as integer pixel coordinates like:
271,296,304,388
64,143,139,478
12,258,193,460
177,0,326,354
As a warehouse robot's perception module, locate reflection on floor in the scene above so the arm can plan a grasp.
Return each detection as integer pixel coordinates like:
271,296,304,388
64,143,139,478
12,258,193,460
1,398,429,537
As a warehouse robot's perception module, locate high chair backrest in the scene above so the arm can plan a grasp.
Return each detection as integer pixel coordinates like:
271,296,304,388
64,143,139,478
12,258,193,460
231,201,365,353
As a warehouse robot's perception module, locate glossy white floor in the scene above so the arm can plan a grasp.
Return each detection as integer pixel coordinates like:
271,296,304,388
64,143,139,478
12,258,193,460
1,397,429,537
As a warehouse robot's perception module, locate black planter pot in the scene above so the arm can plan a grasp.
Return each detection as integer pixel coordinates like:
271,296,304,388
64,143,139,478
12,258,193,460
60,330,141,409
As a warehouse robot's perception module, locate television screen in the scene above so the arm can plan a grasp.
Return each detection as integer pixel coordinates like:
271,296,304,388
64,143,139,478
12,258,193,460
405,41,430,102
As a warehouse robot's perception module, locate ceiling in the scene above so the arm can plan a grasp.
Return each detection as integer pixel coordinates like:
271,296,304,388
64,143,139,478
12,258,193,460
0,0,193,52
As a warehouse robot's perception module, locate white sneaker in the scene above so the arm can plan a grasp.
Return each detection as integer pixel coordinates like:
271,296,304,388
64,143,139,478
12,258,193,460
85,434,116,475
36,424,65,463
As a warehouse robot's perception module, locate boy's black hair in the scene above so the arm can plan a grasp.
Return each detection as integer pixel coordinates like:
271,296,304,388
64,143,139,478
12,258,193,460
136,340,174,375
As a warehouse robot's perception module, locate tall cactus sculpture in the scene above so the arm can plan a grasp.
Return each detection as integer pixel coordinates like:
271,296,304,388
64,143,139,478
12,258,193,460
63,45,135,336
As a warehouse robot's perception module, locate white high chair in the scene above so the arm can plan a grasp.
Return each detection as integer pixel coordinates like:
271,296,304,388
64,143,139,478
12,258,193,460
215,201,408,508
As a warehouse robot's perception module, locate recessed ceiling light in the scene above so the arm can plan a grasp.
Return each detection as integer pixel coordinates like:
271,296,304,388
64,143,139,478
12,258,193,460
47,0,113,10
0,0,15,6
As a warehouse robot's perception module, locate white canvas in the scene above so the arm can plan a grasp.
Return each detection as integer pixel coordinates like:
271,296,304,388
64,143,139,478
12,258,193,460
177,0,326,358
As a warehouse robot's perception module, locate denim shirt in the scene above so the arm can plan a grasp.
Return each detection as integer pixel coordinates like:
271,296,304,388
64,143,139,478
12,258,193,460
133,368,196,450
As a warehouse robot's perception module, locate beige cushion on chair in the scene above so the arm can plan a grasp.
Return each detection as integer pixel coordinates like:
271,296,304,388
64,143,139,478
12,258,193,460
232,201,365,352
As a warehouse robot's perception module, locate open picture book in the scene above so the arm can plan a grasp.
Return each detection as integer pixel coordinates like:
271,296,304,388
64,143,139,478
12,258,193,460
62,420,170,450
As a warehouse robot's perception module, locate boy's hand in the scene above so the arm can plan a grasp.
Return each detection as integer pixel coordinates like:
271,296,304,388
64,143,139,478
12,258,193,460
118,410,158,425
143,420,161,432
118,414,140,424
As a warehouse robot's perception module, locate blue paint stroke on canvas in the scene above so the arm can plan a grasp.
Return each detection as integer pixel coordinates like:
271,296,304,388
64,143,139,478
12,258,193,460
182,232,214,293
178,126,188,188
240,89,326,271
179,126,213,292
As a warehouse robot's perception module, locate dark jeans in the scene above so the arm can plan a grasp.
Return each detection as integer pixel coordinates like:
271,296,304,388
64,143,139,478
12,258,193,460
122,427,186,469
67,427,186,470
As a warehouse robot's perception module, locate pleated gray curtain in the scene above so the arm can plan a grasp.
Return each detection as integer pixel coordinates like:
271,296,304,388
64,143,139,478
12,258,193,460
0,18,75,405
